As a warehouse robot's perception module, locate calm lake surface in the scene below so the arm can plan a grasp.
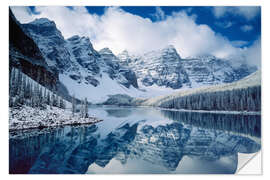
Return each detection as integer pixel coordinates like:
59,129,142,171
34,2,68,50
9,106,261,174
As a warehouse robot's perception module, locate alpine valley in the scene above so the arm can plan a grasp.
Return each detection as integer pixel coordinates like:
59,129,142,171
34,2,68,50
9,7,261,175
10,11,258,103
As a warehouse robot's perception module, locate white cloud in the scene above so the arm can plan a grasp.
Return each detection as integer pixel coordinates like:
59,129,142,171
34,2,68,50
244,38,261,68
240,25,254,32
152,7,165,21
215,21,233,28
231,40,249,47
10,6,35,23
213,7,260,20
227,37,261,69
10,6,259,64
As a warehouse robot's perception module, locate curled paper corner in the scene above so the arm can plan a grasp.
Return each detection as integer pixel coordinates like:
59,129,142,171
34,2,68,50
236,151,262,174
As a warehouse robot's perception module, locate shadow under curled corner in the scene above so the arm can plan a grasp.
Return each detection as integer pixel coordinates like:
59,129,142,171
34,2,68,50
236,151,262,174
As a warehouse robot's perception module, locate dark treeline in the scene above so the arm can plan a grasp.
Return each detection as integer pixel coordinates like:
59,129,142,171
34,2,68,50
161,110,261,137
9,68,66,109
159,86,261,111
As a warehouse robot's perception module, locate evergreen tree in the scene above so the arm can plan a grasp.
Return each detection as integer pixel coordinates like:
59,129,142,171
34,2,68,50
72,94,76,116
9,68,17,97
80,98,84,118
18,79,25,105
60,98,66,109
40,87,47,109
159,85,261,112
46,91,51,106
84,98,89,118
52,94,58,107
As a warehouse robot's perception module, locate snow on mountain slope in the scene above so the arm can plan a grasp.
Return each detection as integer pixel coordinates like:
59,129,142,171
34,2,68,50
22,17,258,103
118,45,190,89
60,73,142,103
9,11,58,91
117,48,253,99
118,49,257,90
181,55,257,87
98,47,138,88
23,18,141,102
22,18,72,72
142,70,261,107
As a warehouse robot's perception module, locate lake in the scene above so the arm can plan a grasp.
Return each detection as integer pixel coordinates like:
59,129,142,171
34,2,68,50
9,106,261,174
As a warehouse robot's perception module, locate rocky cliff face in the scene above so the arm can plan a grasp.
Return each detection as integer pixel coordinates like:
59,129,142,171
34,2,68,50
22,18,139,98
22,18,72,73
181,55,257,87
99,48,138,88
16,15,257,100
118,49,257,89
118,46,190,89
9,9,58,90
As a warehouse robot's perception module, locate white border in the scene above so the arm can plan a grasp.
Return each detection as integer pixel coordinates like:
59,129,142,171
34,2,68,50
1,0,269,179
8,0,262,6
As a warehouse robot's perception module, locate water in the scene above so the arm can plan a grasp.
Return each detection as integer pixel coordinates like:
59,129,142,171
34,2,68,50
9,106,261,174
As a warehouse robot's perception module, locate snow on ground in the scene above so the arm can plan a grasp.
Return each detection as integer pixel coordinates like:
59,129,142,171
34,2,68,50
60,73,169,103
142,70,261,106
9,106,102,131
60,72,195,103
15,68,72,108
61,67,260,106
151,106,261,115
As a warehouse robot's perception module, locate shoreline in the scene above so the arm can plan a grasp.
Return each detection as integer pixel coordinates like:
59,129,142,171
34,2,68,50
94,104,261,115
9,106,103,132
9,118,103,132
152,106,261,115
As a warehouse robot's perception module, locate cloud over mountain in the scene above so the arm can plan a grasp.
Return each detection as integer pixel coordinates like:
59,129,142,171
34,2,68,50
11,6,260,63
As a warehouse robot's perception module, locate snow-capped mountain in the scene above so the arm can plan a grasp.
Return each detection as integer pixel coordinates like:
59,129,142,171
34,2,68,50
98,47,138,88
118,45,190,89
181,55,257,87
22,18,140,102
20,17,257,102
9,10,58,91
118,49,257,89
22,18,71,72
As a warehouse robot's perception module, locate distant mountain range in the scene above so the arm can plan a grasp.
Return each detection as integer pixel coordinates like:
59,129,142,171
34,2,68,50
118,48,256,89
9,10,258,102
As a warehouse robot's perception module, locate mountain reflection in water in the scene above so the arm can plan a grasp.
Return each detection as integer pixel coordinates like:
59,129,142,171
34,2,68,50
9,107,261,174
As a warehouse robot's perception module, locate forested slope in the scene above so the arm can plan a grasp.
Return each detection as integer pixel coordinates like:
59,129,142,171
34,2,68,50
141,71,261,111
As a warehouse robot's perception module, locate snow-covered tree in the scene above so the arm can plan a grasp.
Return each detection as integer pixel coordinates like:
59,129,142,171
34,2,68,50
52,94,58,107
84,98,89,118
79,98,89,118
80,98,84,118
46,91,51,106
72,94,76,116
158,86,261,112
59,98,66,109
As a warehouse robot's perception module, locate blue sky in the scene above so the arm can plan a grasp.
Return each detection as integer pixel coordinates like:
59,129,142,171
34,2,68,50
83,6,261,47
27,6,261,47
11,6,261,67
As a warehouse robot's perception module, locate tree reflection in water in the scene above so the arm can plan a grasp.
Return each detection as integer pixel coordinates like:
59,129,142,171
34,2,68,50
9,109,261,174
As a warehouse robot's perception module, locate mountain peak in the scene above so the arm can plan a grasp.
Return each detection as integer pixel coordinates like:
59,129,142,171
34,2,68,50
67,35,94,50
67,35,90,42
163,44,176,50
117,50,130,58
29,18,56,26
160,45,181,58
186,54,218,61
99,47,114,55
